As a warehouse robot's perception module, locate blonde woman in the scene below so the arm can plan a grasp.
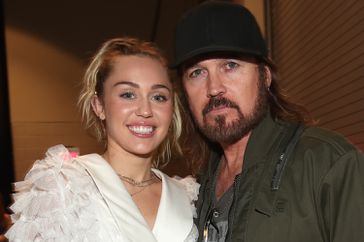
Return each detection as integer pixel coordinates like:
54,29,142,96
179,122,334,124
6,38,199,242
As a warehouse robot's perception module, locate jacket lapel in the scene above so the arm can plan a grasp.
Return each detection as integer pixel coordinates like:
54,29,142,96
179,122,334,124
77,154,157,242
152,169,194,242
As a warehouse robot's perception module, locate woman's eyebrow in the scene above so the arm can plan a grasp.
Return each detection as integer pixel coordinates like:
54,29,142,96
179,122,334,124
151,84,171,92
113,81,171,92
113,81,138,88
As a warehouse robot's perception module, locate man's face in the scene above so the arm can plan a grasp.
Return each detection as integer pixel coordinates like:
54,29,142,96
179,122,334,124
182,57,270,145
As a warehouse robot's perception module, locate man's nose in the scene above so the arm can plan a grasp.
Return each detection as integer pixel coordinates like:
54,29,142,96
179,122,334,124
206,73,226,98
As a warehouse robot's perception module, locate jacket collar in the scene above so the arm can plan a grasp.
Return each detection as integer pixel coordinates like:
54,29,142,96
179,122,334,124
77,155,193,242
245,114,301,217
243,112,286,169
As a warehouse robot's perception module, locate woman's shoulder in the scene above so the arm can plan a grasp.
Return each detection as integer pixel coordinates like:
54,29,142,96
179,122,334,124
27,144,86,176
15,145,89,197
5,145,108,241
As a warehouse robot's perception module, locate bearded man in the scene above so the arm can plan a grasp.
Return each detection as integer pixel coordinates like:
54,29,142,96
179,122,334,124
172,1,364,242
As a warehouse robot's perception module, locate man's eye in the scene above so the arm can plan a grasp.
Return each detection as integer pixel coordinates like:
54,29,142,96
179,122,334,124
225,62,239,70
152,94,168,102
120,91,135,99
189,69,203,78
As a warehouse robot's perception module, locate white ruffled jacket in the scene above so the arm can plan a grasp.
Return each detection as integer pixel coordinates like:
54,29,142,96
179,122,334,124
6,145,199,242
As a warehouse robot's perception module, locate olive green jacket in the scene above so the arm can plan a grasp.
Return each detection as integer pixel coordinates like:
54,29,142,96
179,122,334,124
195,113,364,242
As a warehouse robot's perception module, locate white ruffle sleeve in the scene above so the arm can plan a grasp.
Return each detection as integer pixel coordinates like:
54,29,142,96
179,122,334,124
5,145,118,242
173,176,200,218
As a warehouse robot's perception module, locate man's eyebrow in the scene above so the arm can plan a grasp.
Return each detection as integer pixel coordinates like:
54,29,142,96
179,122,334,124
186,64,200,70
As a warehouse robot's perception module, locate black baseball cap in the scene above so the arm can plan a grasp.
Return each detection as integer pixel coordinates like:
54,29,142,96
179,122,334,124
172,1,268,68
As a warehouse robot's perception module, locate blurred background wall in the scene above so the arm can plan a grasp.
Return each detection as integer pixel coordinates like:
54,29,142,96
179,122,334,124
270,1,364,152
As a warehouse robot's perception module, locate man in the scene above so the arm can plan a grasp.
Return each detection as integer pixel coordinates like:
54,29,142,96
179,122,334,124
172,1,364,242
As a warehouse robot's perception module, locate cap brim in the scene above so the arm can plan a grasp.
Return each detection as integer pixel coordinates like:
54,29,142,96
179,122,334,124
170,45,266,69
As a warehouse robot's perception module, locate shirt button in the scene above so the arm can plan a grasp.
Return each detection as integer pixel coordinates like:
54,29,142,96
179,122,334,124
213,209,220,218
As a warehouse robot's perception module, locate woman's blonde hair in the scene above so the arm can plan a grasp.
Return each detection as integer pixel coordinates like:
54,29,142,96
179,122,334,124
78,37,182,168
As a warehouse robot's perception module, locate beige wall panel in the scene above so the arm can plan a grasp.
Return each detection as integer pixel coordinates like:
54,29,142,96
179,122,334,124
6,27,104,180
271,0,364,151
296,64,363,106
11,122,103,180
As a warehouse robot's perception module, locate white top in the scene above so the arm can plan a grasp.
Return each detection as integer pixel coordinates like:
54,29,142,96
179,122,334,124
6,145,199,242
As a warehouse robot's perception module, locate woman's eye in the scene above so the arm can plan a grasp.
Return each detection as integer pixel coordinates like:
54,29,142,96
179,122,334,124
120,91,135,99
189,68,203,78
152,94,168,102
225,61,239,70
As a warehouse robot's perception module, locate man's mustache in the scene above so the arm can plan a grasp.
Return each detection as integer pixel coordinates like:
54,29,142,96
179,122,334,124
202,97,240,116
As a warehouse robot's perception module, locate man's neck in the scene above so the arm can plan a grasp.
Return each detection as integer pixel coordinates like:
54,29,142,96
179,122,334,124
221,132,251,173
215,132,251,199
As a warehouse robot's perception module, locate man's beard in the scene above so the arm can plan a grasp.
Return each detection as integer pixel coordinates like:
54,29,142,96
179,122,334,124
194,80,268,145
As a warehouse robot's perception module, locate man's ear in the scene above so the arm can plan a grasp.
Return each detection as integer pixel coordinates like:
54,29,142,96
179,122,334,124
264,66,272,88
91,95,105,120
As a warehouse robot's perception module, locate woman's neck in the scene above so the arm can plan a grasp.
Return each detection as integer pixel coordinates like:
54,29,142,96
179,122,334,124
102,146,154,181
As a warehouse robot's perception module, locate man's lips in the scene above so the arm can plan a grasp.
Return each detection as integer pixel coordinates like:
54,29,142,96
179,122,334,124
207,105,231,114
203,97,240,116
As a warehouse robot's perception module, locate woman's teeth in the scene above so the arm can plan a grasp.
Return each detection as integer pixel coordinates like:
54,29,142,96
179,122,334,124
128,126,154,134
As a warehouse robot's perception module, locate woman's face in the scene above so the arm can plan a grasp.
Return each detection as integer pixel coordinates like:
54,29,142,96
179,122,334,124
93,55,173,157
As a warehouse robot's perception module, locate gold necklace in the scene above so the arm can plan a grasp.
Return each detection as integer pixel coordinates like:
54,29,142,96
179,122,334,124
118,172,156,187
129,186,149,197
118,172,159,196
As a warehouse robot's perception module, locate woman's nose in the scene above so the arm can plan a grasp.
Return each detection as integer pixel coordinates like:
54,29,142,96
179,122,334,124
135,99,153,118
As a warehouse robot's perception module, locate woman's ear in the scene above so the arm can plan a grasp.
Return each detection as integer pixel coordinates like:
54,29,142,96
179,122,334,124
264,66,272,88
91,95,105,120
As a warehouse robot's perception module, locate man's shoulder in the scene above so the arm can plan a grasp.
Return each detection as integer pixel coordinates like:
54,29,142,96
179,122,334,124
299,126,359,156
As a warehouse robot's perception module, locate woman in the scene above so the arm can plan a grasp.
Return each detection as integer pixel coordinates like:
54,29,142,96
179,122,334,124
6,38,199,241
